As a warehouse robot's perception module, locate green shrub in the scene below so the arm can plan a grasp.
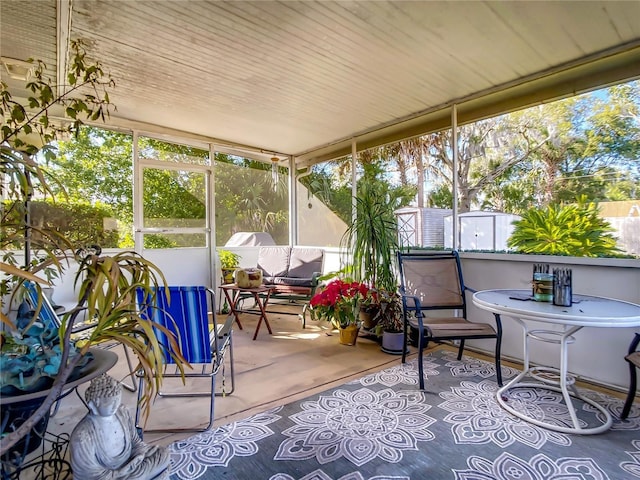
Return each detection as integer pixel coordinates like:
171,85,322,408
2,199,119,250
507,200,621,257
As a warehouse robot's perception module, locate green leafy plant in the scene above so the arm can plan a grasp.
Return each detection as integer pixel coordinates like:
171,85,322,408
372,290,404,334
0,41,188,457
1,41,115,160
218,249,241,284
218,249,241,269
507,198,622,257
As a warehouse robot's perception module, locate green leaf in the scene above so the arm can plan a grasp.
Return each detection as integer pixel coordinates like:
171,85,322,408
40,85,53,103
11,104,25,122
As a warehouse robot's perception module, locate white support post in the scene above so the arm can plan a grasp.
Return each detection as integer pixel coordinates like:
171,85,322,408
289,155,297,246
351,139,357,223
132,131,143,254
451,105,459,251
208,144,217,289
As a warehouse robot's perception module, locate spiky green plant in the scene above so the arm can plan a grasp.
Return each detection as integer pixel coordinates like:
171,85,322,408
340,181,400,292
507,199,621,257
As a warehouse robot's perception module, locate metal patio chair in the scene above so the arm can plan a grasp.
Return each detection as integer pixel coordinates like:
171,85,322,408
134,285,235,436
397,251,503,390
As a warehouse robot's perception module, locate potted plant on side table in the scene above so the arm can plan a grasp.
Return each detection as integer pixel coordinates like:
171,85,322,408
218,249,241,284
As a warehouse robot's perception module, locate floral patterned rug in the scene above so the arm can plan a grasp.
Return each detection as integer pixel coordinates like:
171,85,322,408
169,349,640,480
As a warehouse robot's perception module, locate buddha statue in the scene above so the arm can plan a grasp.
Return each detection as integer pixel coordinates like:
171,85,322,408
70,374,170,479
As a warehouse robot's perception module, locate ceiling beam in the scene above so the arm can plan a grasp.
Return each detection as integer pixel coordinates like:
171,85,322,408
295,42,640,169
78,114,289,164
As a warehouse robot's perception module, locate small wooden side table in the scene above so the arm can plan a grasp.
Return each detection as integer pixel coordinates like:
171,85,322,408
219,284,273,340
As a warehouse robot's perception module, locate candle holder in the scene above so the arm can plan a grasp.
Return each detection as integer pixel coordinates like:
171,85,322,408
532,264,553,302
553,268,572,306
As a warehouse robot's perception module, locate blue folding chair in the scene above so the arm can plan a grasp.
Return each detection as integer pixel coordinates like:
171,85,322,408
22,282,60,331
22,281,137,393
134,286,235,436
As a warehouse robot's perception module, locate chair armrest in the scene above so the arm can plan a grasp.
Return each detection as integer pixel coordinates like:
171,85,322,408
398,293,425,331
398,293,422,310
214,314,234,339
628,333,640,355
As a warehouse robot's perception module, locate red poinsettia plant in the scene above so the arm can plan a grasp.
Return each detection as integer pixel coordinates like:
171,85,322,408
309,279,372,328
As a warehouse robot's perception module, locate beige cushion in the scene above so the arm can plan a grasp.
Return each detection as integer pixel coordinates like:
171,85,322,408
257,246,291,278
409,316,496,336
626,351,640,368
288,248,324,278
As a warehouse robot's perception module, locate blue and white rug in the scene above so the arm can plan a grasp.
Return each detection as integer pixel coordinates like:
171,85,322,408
169,350,640,479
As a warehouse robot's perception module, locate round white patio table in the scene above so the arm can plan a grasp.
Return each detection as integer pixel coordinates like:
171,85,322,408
473,289,640,435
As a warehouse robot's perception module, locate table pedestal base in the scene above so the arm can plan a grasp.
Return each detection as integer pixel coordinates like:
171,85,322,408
497,323,612,435
497,374,612,435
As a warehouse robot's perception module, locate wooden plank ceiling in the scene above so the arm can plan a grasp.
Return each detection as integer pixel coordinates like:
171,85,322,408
2,0,640,168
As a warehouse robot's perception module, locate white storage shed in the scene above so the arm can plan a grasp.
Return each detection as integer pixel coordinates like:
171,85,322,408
395,207,452,248
444,211,521,251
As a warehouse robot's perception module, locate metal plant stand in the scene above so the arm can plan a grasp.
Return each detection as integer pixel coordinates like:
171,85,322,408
1,432,71,480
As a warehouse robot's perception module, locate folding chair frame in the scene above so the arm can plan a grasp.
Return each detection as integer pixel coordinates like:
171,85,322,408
134,286,234,437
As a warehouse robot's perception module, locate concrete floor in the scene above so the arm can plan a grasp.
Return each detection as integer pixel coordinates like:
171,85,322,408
48,303,417,448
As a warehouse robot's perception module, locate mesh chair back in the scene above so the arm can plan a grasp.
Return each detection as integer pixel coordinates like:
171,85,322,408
398,252,465,310
137,286,212,365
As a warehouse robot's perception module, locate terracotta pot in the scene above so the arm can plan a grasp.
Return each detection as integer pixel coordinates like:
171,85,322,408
339,324,360,346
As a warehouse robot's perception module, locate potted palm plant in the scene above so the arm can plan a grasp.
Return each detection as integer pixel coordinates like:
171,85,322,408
340,165,412,348
0,41,188,462
340,174,400,294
